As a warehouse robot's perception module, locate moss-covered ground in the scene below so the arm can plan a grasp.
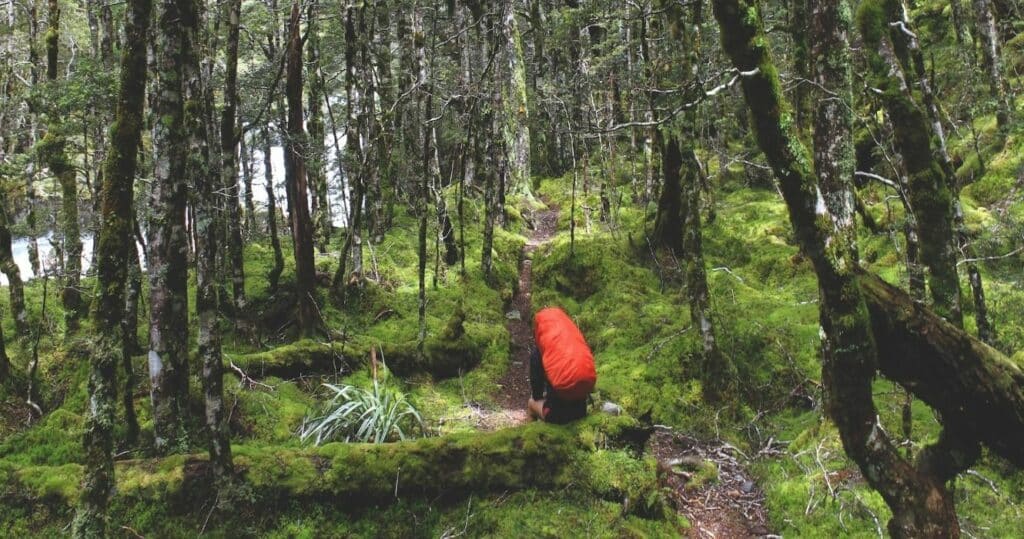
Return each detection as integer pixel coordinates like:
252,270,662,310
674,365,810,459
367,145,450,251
4,64,1024,536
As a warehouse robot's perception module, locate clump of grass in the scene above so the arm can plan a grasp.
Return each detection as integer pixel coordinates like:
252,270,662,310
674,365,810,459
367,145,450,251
298,369,425,445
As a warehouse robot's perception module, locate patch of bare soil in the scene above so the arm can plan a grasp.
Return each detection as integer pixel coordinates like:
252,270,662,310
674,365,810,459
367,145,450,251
490,200,560,420
651,429,773,538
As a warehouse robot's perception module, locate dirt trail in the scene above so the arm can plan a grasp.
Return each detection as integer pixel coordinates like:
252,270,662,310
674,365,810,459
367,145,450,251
478,201,561,430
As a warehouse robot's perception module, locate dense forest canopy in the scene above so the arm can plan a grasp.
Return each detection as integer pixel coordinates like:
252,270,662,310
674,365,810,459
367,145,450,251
1,0,1023,536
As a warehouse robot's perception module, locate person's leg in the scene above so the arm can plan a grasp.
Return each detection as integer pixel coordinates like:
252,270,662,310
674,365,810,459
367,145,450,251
528,347,546,420
529,347,545,400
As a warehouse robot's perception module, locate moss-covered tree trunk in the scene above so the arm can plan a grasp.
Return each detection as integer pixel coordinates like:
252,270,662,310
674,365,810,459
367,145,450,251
306,2,331,254
72,0,151,532
331,3,366,302
42,0,83,333
182,0,233,483
283,0,317,335
0,196,29,338
973,0,1013,129
220,0,248,334
858,0,963,327
789,0,811,137
148,0,192,453
711,1,962,535
501,0,532,198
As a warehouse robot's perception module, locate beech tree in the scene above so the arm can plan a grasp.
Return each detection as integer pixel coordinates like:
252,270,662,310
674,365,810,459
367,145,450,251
148,0,192,452
283,0,317,335
73,0,151,532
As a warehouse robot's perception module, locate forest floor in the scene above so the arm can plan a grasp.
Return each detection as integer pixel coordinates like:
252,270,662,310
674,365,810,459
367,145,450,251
486,197,773,538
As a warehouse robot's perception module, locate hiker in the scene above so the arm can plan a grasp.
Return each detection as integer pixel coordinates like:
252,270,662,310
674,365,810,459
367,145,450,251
527,307,597,423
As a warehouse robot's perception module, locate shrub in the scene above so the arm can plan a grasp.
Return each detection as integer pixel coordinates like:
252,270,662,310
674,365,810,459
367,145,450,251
298,375,425,445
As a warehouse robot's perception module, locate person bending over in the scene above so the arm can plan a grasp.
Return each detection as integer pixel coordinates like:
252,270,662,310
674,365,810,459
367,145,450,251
527,307,596,424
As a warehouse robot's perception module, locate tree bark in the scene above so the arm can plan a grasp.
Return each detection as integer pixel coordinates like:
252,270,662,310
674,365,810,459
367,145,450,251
973,0,1013,128
42,0,83,333
858,0,963,326
712,1,962,535
0,195,29,338
306,1,331,254
652,133,683,253
263,128,285,294
182,0,233,484
283,0,317,335
859,270,1024,469
72,0,151,532
500,1,532,197
220,0,248,333
148,0,192,453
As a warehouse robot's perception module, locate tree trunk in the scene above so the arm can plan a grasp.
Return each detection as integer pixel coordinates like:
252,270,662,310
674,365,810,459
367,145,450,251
42,0,83,333
148,0,192,453
0,197,29,338
72,0,151,532
858,0,963,326
283,0,317,335
220,0,248,334
500,1,532,198
240,132,257,236
712,1,963,535
181,0,233,484
973,0,1013,128
263,128,285,294
652,133,683,253
306,2,331,254
331,3,366,301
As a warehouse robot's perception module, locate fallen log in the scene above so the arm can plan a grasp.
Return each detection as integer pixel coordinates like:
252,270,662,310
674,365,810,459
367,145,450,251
1,415,664,518
226,309,490,380
859,269,1024,467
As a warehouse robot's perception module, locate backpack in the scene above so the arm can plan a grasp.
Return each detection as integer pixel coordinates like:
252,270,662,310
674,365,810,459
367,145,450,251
534,307,596,401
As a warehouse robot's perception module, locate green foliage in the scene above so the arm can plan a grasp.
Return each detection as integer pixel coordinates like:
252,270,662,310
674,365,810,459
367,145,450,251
298,375,425,445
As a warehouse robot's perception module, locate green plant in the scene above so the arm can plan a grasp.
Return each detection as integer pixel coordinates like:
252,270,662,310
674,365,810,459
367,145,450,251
298,374,425,445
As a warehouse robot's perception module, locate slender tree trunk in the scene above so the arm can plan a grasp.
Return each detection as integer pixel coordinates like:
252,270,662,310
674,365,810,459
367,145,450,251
42,0,83,333
306,1,331,253
26,4,40,279
859,0,963,326
283,0,317,335
789,0,811,137
263,129,284,294
955,201,995,344
72,0,151,532
240,132,257,236
0,197,29,338
331,3,365,300
973,0,1013,128
500,1,532,197
950,0,970,44
181,0,233,483
220,0,248,334
148,0,192,453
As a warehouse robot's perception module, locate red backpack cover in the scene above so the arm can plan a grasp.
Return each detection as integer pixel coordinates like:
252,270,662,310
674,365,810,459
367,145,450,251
534,307,596,401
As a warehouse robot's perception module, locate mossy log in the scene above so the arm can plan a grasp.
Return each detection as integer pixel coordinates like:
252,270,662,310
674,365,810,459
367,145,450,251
859,269,1024,467
1,416,662,517
227,334,483,380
